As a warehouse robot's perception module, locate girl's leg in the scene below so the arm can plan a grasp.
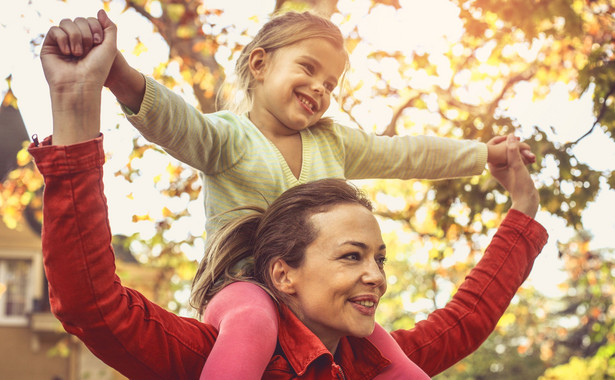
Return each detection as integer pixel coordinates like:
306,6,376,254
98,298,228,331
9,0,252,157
368,323,430,378
200,281,278,379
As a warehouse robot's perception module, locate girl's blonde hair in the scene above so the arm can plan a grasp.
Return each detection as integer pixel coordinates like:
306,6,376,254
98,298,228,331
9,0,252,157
190,178,373,316
226,11,348,119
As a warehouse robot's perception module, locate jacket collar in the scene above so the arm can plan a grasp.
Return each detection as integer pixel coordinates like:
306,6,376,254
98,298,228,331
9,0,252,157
277,303,391,378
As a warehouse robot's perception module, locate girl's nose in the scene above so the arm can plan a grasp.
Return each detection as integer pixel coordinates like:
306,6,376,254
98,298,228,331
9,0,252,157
311,80,325,94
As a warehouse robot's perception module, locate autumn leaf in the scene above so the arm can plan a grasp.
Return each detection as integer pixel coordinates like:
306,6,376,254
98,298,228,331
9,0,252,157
1,89,18,109
132,39,148,56
370,0,401,10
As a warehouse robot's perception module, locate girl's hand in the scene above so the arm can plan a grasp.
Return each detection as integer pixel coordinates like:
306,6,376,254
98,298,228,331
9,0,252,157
487,135,536,168
488,134,540,218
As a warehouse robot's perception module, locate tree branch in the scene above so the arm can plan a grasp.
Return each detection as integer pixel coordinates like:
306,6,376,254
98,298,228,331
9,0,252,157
126,1,163,31
568,83,615,147
381,92,422,137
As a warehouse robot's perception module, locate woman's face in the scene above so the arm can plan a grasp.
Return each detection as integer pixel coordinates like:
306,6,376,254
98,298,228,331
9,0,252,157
284,203,387,352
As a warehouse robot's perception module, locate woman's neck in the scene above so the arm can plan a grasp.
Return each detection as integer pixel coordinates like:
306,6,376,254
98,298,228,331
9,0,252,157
288,303,340,354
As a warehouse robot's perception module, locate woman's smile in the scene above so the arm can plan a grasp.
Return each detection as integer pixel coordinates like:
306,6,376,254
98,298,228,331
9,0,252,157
284,203,387,352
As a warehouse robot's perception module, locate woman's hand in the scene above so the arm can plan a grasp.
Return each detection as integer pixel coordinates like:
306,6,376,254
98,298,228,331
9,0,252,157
489,134,540,218
41,10,117,145
41,10,116,92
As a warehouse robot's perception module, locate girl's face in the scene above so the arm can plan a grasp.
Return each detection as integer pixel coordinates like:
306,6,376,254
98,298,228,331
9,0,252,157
279,203,387,353
249,38,346,136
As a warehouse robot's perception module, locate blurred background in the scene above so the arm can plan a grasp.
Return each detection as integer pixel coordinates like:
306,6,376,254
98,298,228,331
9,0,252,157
0,0,613,379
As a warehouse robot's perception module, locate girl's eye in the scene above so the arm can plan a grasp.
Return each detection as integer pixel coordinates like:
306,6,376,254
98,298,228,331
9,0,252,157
324,82,335,92
301,62,314,73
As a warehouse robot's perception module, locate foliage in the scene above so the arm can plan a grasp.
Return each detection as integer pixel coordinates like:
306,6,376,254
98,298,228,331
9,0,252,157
0,143,43,232
539,343,615,380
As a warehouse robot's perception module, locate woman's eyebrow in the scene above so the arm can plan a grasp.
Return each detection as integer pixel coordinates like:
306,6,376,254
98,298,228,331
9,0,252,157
341,241,386,251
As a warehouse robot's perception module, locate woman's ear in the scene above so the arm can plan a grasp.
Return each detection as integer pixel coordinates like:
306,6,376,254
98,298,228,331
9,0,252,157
248,48,268,81
271,259,296,295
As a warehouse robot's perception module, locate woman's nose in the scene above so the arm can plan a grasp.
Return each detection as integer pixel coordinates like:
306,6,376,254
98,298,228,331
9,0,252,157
362,260,385,287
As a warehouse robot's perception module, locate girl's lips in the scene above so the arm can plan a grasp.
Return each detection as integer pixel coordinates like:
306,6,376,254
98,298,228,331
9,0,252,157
296,93,317,114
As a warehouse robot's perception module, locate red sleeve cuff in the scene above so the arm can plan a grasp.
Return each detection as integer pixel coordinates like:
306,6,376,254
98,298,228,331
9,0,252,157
502,208,549,255
28,134,105,176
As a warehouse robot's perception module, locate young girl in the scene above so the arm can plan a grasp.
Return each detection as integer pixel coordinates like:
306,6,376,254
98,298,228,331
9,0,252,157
56,10,534,378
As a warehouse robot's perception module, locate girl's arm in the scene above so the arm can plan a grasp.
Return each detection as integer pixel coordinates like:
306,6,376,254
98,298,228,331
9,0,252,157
105,51,147,114
332,125,488,180
85,14,238,174
118,76,243,174
333,124,533,181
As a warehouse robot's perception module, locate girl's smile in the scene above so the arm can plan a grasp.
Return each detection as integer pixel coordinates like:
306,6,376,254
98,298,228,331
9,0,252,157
248,37,347,138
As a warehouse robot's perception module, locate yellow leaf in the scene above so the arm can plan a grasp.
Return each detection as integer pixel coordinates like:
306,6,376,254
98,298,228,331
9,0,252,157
132,214,151,222
346,37,360,54
16,148,31,166
2,89,18,109
162,207,172,218
497,312,516,328
19,192,32,206
177,25,195,39
371,0,401,10
132,40,148,57
428,247,440,259
166,4,185,23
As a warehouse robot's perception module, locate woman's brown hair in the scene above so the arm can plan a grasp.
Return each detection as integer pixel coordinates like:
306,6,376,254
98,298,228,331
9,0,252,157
190,178,372,316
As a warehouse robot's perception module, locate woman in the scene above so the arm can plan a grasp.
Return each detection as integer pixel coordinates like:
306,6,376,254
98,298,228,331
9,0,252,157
30,10,548,380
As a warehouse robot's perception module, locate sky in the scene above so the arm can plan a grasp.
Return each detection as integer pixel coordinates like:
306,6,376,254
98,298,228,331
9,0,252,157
1,0,614,299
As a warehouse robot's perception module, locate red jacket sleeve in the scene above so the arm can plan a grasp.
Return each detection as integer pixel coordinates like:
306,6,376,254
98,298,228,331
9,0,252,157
30,135,217,380
391,209,548,376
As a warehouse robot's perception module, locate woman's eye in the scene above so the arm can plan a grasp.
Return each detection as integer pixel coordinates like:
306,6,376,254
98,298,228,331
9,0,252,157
343,253,360,261
376,256,387,267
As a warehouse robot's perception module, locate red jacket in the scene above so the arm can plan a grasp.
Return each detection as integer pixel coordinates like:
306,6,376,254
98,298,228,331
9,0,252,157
30,135,548,379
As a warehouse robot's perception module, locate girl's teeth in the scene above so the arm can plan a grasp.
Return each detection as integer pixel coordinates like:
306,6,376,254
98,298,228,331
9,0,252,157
299,96,314,110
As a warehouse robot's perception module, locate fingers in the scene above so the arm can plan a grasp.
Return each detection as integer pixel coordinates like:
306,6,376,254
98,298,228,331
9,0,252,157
58,18,86,57
489,134,536,166
521,149,536,164
87,17,104,45
487,135,507,146
43,26,71,55
506,134,523,168
97,10,117,49
52,15,104,58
